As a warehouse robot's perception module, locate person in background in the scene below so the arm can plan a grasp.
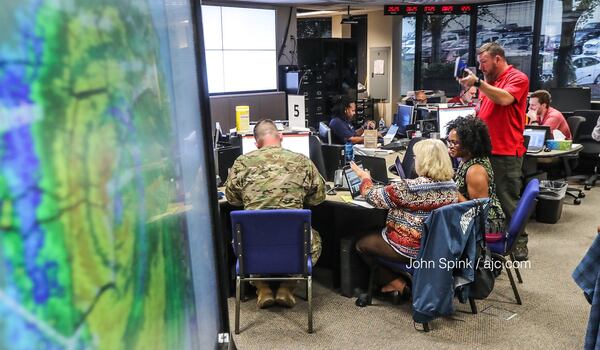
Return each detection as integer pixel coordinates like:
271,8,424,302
225,119,326,309
592,116,600,141
527,90,572,139
413,90,428,105
329,96,375,144
448,86,478,106
459,42,530,261
352,139,458,297
446,116,506,235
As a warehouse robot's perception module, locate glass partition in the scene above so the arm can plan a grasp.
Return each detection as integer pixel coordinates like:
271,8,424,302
0,1,222,348
476,1,535,78
539,0,600,98
420,14,471,96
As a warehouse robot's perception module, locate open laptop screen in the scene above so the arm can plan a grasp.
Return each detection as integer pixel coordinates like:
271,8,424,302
523,127,547,151
385,124,399,139
241,132,310,157
394,156,406,179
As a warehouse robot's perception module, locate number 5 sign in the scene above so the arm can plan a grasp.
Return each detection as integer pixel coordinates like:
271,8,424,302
287,94,306,129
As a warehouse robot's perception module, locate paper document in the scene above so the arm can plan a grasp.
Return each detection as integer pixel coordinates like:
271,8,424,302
374,59,385,75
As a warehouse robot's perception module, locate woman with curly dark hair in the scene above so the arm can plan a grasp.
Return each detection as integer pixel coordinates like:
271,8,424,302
446,116,506,235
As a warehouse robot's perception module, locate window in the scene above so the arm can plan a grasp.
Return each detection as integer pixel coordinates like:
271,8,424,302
202,6,277,94
421,14,470,96
298,18,332,39
400,17,416,95
539,0,600,98
477,1,535,78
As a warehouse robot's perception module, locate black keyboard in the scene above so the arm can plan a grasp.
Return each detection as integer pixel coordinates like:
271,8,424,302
381,141,406,151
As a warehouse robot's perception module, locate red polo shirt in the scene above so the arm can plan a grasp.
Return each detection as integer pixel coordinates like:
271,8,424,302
477,66,529,157
540,107,572,139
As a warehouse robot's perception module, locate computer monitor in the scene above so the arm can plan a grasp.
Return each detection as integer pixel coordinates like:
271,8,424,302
395,104,414,136
241,133,310,157
549,87,591,112
438,107,476,139
215,146,241,183
319,122,332,144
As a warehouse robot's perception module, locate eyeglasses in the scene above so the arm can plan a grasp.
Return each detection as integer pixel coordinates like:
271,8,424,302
445,138,460,147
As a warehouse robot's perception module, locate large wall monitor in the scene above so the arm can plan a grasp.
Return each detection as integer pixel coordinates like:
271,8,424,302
438,107,476,139
242,133,310,157
548,87,591,112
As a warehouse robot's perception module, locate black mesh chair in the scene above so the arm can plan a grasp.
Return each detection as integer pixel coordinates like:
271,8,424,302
571,110,600,190
563,116,586,203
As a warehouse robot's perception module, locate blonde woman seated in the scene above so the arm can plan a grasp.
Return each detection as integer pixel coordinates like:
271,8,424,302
351,139,458,297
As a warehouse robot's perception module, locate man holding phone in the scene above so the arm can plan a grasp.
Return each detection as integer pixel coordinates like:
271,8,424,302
459,42,530,260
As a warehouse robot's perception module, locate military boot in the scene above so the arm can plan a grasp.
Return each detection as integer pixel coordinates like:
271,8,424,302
513,232,529,261
275,281,297,308
254,281,275,309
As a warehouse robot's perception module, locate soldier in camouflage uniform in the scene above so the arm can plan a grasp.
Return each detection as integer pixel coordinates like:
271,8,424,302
225,119,326,308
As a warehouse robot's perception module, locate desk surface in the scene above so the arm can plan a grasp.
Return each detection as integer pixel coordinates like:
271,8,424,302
526,143,583,158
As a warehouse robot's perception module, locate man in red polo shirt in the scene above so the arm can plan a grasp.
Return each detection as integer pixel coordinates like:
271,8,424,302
460,42,530,260
527,90,572,139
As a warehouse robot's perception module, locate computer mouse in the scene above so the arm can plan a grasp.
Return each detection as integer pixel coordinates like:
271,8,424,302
543,147,551,152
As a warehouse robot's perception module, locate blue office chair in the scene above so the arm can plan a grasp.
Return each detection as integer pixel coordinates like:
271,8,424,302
356,199,487,332
485,178,540,305
231,209,314,334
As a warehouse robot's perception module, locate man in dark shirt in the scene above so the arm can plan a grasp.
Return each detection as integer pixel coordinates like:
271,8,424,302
328,97,375,144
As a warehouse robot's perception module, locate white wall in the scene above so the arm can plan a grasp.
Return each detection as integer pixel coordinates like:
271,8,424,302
367,10,393,124
332,15,352,38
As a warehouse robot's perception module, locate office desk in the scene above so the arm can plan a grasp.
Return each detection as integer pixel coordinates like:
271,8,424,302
525,144,583,179
526,143,583,158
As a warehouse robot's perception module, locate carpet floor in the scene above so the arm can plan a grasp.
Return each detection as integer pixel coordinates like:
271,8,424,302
228,186,598,349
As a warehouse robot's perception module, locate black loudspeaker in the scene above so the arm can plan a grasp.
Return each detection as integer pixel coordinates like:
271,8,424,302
340,236,370,298
419,118,438,134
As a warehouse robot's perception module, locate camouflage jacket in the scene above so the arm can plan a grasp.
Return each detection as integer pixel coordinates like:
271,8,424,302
225,145,326,209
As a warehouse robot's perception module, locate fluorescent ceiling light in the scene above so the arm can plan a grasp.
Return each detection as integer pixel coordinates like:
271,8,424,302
296,10,337,18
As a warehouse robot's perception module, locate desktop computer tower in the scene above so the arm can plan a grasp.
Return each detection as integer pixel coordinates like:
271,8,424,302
215,146,241,184
340,236,370,298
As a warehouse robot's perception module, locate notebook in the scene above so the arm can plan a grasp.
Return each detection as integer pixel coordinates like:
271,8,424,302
523,125,550,153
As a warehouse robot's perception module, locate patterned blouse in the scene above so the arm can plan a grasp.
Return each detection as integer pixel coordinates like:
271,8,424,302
454,157,506,234
360,177,458,259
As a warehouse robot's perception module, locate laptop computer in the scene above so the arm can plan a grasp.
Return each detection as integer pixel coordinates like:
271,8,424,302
394,156,406,179
523,125,550,153
384,124,399,139
354,155,389,184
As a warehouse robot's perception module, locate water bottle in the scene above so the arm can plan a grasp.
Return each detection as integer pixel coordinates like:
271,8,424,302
345,141,354,163
378,118,385,131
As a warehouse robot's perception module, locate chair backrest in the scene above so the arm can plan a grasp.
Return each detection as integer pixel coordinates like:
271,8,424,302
231,209,311,276
572,110,600,141
318,122,332,144
402,137,424,179
308,134,327,179
567,115,586,142
506,179,540,252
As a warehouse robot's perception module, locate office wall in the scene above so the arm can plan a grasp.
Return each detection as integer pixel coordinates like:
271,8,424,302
367,10,394,124
203,2,297,133
332,16,352,38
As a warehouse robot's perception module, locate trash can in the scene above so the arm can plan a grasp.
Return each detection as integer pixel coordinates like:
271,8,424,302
536,180,568,224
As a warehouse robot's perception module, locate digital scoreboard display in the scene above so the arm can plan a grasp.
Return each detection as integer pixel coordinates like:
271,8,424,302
384,5,473,15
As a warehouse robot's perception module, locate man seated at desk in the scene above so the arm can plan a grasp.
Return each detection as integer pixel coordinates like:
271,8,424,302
526,90,572,139
448,86,477,106
225,119,326,309
329,96,376,144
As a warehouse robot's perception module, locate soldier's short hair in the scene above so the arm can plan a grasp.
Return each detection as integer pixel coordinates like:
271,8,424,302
253,119,278,141
413,139,454,181
478,42,506,60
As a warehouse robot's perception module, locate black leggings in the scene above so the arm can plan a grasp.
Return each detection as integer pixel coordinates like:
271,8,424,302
355,231,412,285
